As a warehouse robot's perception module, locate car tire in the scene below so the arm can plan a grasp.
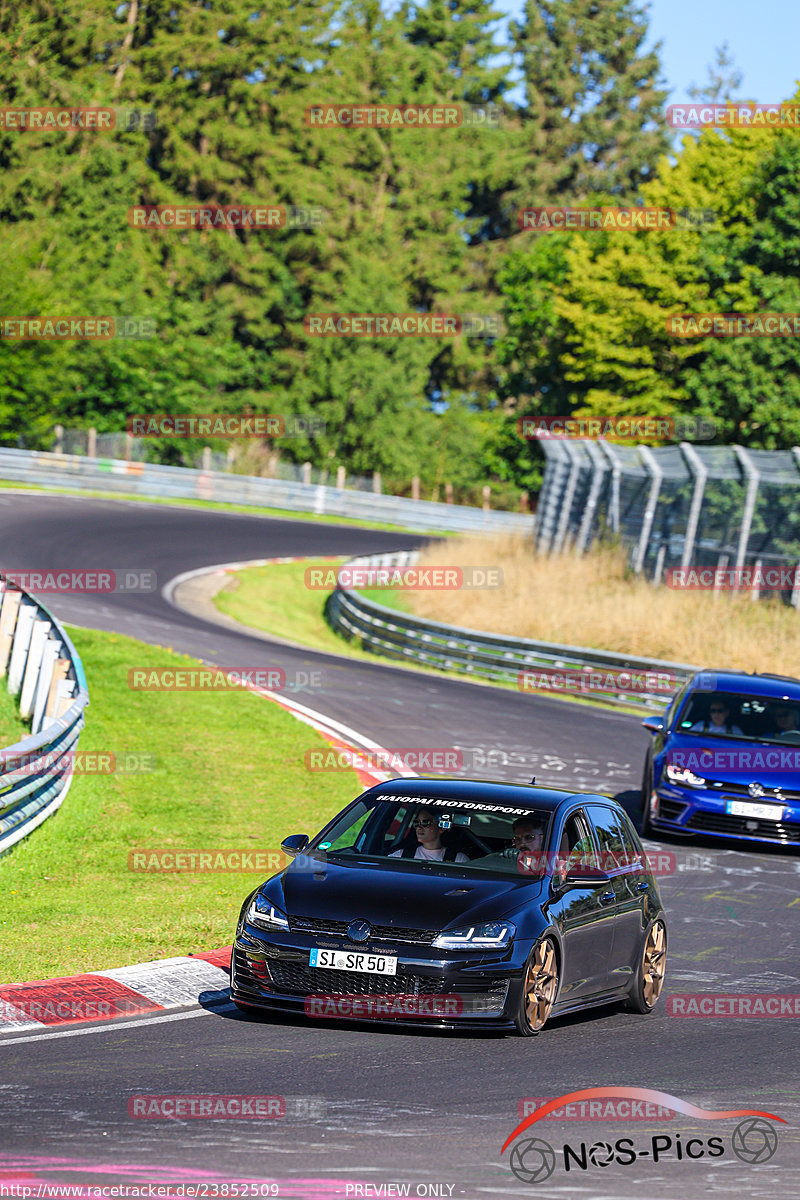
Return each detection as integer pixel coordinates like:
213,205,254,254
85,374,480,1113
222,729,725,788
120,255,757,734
514,936,560,1036
624,919,667,1014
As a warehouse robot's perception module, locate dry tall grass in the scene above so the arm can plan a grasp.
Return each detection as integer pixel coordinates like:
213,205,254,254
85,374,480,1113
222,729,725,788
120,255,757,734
409,536,800,673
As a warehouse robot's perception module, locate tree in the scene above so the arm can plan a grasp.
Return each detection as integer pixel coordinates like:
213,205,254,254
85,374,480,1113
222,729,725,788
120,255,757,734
512,0,671,208
688,43,744,106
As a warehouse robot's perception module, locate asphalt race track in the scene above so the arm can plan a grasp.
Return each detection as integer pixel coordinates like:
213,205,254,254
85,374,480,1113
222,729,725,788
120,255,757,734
1,492,798,1199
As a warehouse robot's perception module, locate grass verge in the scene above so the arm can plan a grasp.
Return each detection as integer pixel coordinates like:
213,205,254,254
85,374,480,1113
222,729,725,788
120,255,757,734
0,687,30,748
213,559,402,661
0,626,361,983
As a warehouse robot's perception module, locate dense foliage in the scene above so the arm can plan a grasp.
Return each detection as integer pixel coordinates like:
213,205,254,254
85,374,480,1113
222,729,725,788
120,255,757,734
0,0,797,501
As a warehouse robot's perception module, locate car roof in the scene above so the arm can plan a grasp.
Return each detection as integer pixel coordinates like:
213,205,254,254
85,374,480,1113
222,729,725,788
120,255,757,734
365,776,610,813
690,670,800,700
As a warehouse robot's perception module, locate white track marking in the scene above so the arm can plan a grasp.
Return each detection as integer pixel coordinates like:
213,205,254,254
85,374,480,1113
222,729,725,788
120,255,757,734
0,1000,236,1047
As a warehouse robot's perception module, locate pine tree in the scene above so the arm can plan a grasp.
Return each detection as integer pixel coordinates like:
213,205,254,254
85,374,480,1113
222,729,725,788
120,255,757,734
512,0,670,206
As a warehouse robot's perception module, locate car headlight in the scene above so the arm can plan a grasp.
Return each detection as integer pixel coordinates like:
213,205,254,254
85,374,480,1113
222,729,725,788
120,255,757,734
665,763,706,788
433,921,515,950
246,894,290,930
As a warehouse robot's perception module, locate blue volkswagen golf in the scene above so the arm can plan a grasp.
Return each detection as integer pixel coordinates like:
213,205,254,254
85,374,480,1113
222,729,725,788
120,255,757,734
641,670,800,847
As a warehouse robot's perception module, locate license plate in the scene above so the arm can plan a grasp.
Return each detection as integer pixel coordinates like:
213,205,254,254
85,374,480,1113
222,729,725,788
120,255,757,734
309,949,397,975
726,799,784,821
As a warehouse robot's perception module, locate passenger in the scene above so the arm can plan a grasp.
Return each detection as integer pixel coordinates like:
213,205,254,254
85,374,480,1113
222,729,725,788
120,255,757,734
766,704,800,740
689,699,743,736
389,807,469,863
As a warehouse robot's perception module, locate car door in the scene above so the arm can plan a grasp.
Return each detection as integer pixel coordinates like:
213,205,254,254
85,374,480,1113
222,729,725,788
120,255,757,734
546,809,616,1002
586,803,647,994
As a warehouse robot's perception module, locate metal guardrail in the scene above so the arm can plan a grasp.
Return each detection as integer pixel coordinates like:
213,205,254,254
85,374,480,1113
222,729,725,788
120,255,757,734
0,577,89,855
0,447,535,537
327,551,698,710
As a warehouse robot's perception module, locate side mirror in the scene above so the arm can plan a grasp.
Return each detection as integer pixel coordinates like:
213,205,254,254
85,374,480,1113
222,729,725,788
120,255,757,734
562,867,611,889
641,717,664,734
281,834,309,857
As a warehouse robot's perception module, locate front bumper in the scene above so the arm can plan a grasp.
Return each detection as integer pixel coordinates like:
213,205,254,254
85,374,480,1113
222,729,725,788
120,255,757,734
650,784,800,847
230,923,529,1030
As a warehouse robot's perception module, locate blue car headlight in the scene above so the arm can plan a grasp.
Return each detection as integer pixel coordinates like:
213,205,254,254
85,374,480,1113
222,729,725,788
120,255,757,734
246,894,290,930
665,763,706,788
433,921,515,950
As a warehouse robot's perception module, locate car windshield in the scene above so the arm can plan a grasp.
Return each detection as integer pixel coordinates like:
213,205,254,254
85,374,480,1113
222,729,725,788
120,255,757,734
308,796,552,877
676,690,800,745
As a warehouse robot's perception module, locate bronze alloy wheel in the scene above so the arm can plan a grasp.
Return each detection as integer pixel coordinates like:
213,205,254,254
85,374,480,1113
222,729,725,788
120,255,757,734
626,918,667,1014
517,937,559,1035
642,920,667,1007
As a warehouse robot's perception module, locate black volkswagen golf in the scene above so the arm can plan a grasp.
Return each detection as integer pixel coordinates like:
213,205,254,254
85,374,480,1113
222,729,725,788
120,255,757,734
231,778,667,1035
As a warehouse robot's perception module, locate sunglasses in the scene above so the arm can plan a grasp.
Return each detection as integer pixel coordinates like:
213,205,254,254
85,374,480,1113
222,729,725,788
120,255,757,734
709,707,727,713
412,818,436,828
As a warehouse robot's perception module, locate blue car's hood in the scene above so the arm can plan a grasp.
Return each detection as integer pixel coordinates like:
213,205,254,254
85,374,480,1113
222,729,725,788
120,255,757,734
664,730,800,789
266,855,544,930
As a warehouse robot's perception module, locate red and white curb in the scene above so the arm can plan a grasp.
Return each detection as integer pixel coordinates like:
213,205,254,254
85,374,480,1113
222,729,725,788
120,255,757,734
0,595,416,1032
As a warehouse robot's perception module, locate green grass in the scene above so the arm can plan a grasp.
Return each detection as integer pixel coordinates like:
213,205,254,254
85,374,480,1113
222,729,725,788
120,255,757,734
0,626,361,983
0,481,459,536
0,686,29,748
214,558,396,661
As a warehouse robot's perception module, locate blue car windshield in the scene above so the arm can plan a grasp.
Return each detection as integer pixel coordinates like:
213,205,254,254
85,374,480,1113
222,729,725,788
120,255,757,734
308,796,552,876
676,691,800,745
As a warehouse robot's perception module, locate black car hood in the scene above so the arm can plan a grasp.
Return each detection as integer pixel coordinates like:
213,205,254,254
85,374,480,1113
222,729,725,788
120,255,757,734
270,856,543,930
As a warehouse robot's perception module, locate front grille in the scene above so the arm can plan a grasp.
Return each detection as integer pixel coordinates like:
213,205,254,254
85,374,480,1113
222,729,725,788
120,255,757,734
702,778,800,802
289,916,439,945
657,797,688,821
267,962,448,996
687,811,800,843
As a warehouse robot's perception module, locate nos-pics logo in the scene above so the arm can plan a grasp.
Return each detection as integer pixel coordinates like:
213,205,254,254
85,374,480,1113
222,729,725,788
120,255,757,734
502,1088,783,1184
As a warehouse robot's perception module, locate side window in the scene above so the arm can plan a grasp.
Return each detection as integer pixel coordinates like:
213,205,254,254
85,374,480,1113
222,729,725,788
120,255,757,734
586,805,625,870
667,682,690,730
556,811,595,876
612,811,644,872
